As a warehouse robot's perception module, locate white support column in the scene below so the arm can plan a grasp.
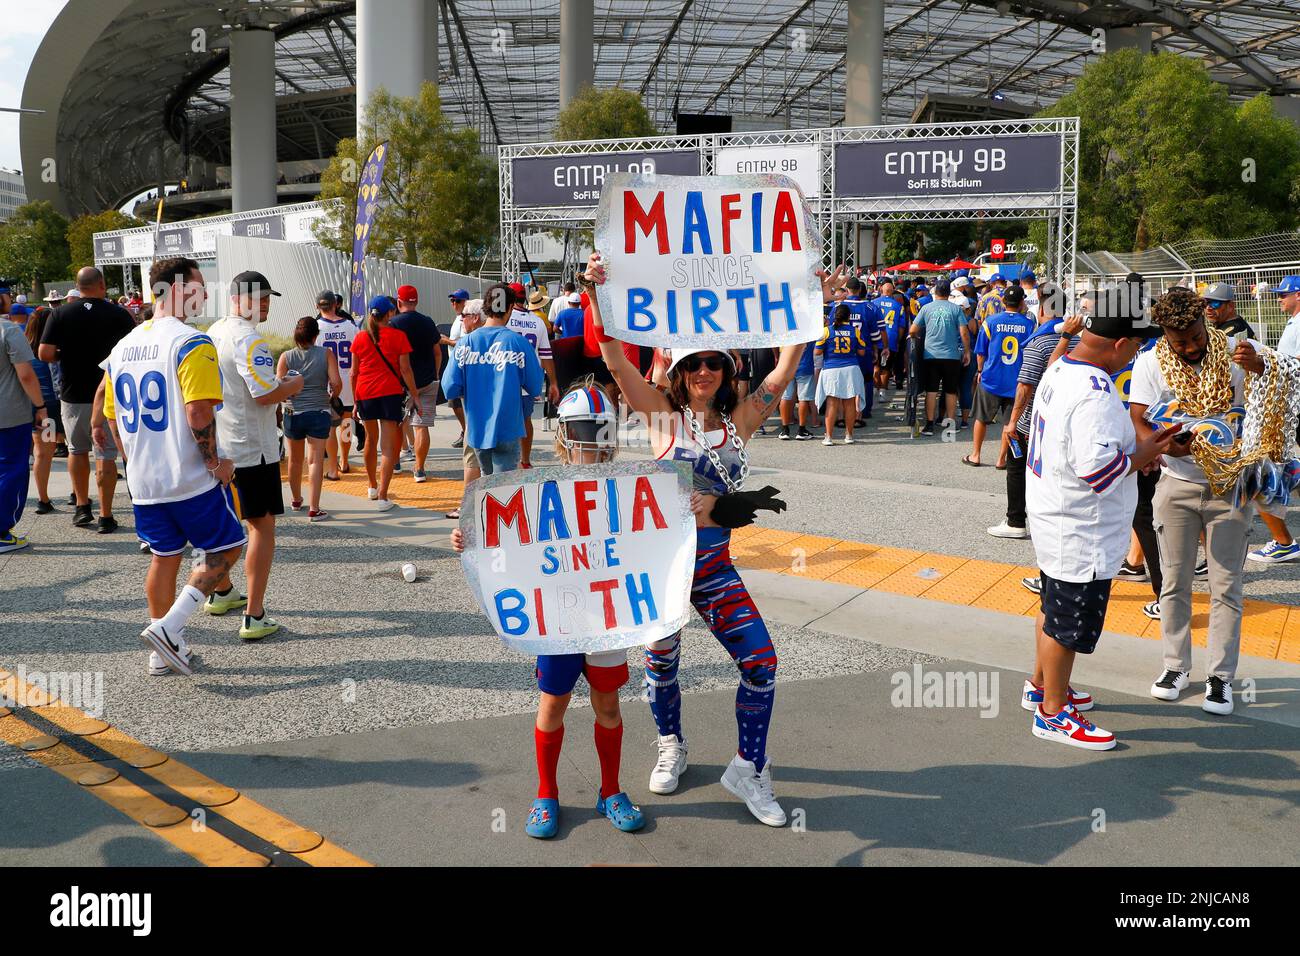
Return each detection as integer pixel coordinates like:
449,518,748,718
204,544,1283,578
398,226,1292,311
559,0,594,109
423,0,439,92
356,0,426,134
229,27,278,212
845,0,884,126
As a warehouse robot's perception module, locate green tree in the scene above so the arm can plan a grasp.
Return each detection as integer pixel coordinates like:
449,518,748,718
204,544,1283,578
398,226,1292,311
65,209,142,289
1041,50,1300,251
0,200,71,293
315,83,498,274
554,87,659,141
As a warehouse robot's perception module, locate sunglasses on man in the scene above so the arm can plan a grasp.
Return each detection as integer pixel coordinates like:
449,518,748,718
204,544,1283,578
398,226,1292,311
1205,300,1226,309
681,355,727,373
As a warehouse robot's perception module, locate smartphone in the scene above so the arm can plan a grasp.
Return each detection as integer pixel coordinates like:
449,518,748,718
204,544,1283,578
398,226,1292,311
1009,438,1023,459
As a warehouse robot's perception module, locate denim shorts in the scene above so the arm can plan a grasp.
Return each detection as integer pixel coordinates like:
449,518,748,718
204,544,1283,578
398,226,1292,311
284,409,332,441
474,440,521,476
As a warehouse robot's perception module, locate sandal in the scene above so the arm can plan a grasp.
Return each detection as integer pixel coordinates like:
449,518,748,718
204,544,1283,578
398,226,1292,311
995,462,1007,471
525,798,560,839
595,791,645,833
961,455,982,467
324,472,340,481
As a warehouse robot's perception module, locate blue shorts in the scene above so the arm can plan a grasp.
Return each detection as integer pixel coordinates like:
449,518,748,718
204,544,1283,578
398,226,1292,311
134,483,247,557
536,650,630,696
356,394,405,422
284,409,331,441
1040,573,1112,654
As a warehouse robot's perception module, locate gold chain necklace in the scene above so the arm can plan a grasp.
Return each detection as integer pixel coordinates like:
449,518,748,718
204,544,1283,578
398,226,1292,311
1155,327,1234,418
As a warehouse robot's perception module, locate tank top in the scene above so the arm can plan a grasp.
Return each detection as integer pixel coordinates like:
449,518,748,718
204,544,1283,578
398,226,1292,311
282,345,330,414
654,409,746,495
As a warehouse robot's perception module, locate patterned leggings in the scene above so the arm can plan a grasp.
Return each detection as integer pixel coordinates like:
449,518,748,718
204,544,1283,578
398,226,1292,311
644,527,778,768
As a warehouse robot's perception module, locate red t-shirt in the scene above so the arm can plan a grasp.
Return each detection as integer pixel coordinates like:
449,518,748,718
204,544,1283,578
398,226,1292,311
351,325,412,401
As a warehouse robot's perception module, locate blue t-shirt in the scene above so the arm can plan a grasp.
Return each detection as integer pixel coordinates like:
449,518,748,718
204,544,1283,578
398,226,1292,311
554,306,585,339
974,309,1036,398
914,299,966,360
816,323,866,369
796,340,816,377
389,309,441,389
441,324,545,450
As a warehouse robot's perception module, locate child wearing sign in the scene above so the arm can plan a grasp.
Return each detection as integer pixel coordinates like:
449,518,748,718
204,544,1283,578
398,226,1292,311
450,378,646,839
585,251,829,828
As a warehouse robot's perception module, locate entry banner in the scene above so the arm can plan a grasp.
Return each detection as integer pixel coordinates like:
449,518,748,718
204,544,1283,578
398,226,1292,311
835,133,1063,198
460,461,696,656
593,172,823,348
715,144,821,198
511,150,701,207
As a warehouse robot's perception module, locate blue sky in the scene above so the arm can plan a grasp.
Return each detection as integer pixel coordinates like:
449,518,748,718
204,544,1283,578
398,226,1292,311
0,0,70,171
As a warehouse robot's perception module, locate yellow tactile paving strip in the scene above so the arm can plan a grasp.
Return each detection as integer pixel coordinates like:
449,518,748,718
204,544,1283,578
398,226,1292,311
317,468,1300,663
0,670,370,867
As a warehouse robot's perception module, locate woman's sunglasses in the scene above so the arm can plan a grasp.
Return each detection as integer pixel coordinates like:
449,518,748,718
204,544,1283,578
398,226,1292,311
681,355,726,373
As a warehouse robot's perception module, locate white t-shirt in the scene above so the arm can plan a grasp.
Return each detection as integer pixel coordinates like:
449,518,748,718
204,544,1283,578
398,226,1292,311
208,314,281,468
1128,343,1250,486
100,316,222,505
1026,355,1138,583
317,316,359,406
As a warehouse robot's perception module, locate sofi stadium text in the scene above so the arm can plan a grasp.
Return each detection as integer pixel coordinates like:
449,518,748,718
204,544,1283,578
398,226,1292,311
1121,892,1249,908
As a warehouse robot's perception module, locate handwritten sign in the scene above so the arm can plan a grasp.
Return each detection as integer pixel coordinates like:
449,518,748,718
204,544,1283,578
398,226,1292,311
593,172,823,348
460,461,696,655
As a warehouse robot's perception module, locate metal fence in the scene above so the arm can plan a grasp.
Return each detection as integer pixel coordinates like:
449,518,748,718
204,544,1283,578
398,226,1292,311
213,234,487,340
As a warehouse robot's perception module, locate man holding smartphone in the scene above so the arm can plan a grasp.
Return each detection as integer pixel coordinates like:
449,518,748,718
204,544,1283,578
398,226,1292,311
1130,287,1266,716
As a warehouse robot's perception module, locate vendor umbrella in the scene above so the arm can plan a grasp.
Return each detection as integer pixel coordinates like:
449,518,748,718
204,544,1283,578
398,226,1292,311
886,259,941,272
941,258,978,270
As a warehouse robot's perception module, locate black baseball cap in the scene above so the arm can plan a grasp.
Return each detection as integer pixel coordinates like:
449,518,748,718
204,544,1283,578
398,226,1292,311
317,289,336,307
1002,285,1025,308
1085,282,1162,339
230,270,281,298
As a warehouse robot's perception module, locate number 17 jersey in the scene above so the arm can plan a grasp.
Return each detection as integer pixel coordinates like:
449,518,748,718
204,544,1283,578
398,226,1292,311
101,315,225,505
317,317,359,405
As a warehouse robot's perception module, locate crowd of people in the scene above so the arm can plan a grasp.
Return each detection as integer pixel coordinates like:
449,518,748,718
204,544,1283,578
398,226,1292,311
3,247,1300,835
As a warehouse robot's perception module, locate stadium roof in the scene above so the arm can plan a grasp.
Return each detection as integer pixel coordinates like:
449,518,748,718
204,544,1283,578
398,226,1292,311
22,0,1300,217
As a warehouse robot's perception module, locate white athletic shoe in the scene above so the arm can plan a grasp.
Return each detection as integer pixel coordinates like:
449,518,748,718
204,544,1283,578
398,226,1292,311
367,486,379,500
843,436,855,445
720,754,787,827
987,522,1030,539
375,498,396,512
1150,669,1189,701
141,624,192,676
148,646,191,677
822,436,834,446
648,735,688,794
1202,677,1234,715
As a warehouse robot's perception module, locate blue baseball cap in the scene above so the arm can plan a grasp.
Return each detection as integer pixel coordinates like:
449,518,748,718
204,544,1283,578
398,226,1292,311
449,288,470,301
8,303,29,317
954,269,969,278
1274,276,1300,295
1020,269,1037,282
368,294,395,315
989,272,1006,283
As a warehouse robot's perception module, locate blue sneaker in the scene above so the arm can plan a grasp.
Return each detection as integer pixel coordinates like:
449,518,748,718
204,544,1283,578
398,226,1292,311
595,791,645,833
1248,539,1300,564
525,798,559,839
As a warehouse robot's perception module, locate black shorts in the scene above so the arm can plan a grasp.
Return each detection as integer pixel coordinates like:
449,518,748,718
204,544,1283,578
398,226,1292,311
925,358,962,395
233,460,284,520
972,385,1014,425
1040,573,1112,654
355,394,405,422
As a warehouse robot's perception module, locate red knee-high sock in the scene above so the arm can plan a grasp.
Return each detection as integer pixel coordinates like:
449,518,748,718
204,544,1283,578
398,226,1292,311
593,720,623,799
535,725,564,799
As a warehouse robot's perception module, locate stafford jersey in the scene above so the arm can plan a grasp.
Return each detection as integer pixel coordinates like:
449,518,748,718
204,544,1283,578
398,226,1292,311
1025,356,1138,583
317,317,359,405
101,316,225,506
974,310,1035,399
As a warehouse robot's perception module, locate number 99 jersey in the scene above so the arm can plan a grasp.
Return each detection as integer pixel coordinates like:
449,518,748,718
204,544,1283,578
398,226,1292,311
100,316,226,505
317,317,360,406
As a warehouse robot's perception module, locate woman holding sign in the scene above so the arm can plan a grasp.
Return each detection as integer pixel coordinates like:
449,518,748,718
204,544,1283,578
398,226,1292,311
585,251,830,828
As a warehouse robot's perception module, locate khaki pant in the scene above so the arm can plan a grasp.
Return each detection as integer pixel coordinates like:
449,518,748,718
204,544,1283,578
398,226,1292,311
1153,476,1251,680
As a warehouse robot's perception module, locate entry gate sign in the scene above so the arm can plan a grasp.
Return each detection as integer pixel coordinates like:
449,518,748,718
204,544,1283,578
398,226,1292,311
511,149,701,207
835,133,1062,199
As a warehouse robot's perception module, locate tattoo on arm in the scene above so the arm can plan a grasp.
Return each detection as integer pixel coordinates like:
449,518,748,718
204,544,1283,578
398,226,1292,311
190,418,219,468
749,377,782,417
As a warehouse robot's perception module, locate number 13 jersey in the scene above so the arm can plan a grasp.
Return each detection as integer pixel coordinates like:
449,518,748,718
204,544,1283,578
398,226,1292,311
101,315,225,505
1025,355,1137,583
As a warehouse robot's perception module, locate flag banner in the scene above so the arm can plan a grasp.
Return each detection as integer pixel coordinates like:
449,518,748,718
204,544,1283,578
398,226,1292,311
593,172,823,348
460,460,696,655
350,141,389,317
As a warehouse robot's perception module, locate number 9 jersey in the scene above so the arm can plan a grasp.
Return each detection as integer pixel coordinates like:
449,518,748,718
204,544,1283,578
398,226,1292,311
100,315,226,505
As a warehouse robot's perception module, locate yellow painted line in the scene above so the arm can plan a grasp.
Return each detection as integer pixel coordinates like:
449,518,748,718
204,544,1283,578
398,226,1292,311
315,473,1300,662
1,670,371,867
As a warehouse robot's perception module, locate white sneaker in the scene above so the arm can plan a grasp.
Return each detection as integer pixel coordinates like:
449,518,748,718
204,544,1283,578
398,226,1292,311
148,646,191,676
648,734,688,794
987,521,1029,539
822,436,834,446
843,436,855,445
141,624,191,676
720,754,787,827
1150,668,1189,701
367,486,379,500
375,498,396,512
1202,676,1234,715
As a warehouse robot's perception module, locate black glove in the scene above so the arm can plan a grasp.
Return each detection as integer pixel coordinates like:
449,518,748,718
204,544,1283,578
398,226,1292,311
709,486,787,529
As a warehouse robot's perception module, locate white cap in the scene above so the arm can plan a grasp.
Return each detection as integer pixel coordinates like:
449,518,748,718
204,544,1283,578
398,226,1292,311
567,292,581,305
15,294,26,304
665,347,737,377
952,276,972,289
65,289,81,299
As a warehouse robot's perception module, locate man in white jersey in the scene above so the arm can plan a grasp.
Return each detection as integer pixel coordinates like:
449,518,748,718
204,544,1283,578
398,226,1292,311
505,282,559,468
1025,287,1180,750
316,289,359,478
91,257,244,676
